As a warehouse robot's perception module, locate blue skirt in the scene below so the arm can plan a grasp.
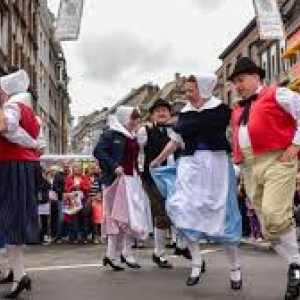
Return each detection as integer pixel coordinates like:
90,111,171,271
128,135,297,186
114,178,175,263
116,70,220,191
0,161,40,245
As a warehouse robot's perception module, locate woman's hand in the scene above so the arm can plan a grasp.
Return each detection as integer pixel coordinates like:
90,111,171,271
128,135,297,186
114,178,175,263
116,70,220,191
278,144,300,163
150,159,160,169
115,166,124,177
0,108,7,133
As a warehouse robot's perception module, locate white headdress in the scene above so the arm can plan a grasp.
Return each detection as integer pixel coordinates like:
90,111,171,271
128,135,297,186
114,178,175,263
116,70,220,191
182,72,221,113
108,106,135,138
0,70,30,96
196,72,217,99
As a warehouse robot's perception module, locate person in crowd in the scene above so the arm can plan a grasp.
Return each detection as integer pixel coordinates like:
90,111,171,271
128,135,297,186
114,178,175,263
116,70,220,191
52,162,71,242
237,177,251,238
88,161,103,243
293,174,300,243
38,168,52,244
245,198,263,242
91,192,103,244
64,162,91,244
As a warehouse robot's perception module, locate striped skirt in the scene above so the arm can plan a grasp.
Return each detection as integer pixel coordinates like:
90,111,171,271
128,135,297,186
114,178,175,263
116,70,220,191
0,161,40,245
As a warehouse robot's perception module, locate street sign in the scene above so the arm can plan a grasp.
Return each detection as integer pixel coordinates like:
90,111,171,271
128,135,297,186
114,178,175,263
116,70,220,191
253,0,285,40
55,0,85,41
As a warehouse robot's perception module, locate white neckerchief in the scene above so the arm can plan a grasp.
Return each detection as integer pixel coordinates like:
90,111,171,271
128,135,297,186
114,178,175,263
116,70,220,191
256,86,264,94
108,115,134,139
7,92,32,108
181,96,222,113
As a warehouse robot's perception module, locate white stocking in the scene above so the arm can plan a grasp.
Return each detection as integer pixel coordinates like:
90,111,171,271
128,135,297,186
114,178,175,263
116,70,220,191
188,241,202,278
224,244,241,282
6,245,25,291
275,228,300,265
154,228,165,257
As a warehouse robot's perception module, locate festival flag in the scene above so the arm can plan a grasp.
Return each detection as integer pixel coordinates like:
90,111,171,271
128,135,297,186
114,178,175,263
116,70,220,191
253,0,285,40
55,0,85,41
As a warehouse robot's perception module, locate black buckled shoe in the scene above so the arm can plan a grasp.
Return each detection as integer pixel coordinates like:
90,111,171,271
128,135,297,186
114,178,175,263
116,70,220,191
285,263,300,300
165,242,176,249
3,275,31,299
201,260,206,274
103,257,125,271
186,265,202,287
230,267,242,290
174,247,192,260
0,270,14,284
120,254,141,269
186,274,200,286
152,254,173,269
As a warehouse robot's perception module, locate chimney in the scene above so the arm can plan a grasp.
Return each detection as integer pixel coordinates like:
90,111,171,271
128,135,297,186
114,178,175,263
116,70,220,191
175,73,181,81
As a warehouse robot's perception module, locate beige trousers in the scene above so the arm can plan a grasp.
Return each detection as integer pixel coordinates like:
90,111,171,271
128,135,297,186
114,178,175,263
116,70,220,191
241,149,297,242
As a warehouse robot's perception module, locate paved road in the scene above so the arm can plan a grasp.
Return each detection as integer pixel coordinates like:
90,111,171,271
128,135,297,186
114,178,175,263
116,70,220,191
0,244,289,300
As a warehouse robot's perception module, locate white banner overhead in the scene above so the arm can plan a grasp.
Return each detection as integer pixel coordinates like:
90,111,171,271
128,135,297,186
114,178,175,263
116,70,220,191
253,0,285,40
55,0,85,41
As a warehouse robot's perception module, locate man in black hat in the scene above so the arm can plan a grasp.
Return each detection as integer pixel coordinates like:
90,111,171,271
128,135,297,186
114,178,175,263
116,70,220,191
230,57,300,300
137,98,187,268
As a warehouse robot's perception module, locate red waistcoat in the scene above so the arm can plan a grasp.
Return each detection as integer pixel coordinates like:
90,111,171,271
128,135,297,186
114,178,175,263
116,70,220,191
232,86,296,164
0,102,40,161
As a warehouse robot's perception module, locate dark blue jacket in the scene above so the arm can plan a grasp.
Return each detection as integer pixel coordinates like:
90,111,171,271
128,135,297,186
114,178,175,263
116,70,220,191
93,130,127,186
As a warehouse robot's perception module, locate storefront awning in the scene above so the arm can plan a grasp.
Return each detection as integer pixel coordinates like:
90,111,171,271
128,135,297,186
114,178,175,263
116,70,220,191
288,78,300,91
282,39,300,59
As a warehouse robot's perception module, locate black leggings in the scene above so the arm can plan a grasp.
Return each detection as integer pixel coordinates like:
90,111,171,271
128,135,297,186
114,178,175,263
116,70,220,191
40,215,50,241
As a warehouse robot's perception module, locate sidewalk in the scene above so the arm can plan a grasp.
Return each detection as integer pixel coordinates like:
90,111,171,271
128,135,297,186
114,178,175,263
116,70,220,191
240,237,273,252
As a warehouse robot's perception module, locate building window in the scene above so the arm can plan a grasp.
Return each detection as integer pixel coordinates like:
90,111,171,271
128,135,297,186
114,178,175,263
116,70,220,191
290,54,297,67
270,44,278,78
279,39,287,73
226,63,232,80
271,54,276,76
0,8,8,55
227,91,232,107
261,51,270,81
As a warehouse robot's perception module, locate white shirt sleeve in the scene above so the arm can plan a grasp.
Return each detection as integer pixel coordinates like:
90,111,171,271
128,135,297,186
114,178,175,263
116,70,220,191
2,102,38,148
136,126,148,147
35,118,47,150
276,88,300,146
168,130,185,148
3,128,38,148
3,102,20,132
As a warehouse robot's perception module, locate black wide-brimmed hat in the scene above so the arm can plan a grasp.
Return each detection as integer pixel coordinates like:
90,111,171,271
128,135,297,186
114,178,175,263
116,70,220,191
228,57,265,81
149,98,171,113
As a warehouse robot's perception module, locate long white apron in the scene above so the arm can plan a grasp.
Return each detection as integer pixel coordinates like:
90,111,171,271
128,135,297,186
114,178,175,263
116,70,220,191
167,150,229,237
124,174,153,239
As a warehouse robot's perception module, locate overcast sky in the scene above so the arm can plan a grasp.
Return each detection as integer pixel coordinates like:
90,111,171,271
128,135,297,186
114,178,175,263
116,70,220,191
48,0,255,117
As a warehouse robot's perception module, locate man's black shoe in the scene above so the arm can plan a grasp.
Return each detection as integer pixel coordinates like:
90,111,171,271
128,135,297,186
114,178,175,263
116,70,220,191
152,254,173,269
174,247,192,260
165,242,176,249
285,263,300,300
